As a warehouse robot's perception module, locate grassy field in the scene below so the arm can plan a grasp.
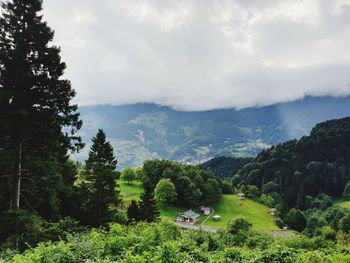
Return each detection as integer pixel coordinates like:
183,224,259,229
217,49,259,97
204,195,279,231
335,199,350,209
118,181,278,231
118,180,144,202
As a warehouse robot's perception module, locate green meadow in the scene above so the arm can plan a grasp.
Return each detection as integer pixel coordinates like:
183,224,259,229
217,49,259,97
118,180,278,231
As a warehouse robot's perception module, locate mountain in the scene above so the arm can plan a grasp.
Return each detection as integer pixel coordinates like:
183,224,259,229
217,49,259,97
235,117,350,208
75,96,350,168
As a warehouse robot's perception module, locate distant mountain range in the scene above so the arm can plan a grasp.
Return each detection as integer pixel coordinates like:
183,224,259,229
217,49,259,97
74,96,350,168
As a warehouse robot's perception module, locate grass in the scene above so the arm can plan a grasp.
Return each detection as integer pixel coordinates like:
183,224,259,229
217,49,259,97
334,199,350,209
118,180,144,202
118,181,278,231
204,195,279,231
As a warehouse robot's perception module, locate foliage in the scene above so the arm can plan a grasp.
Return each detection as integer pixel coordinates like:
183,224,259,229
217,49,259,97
5,220,350,262
142,160,222,206
0,210,84,251
339,214,350,233
285,208,307,232
127,200,143,223
236,117,350,209
120,167,136,184
80,129,120,227
200,156,251,178
154,179,177,205
227,218,252,235
139,185,160,223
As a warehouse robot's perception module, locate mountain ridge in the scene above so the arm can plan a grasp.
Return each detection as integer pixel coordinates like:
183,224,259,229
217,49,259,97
74,96,350,168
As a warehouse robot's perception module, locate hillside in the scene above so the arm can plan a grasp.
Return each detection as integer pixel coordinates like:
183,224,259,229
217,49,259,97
236,117,350,208
118,181,278,231
200,156,251,178
75,96,350,168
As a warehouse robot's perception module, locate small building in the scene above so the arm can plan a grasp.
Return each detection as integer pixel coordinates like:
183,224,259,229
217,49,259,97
176,210,200,225
199,206,211,215
238,193,246,200
212,215,221,221
270,208,277,216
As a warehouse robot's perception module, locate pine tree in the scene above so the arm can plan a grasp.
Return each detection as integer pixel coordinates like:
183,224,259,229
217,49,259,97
127,200,142,223
0,0,82,213
83,129,120,226
139,185,159,223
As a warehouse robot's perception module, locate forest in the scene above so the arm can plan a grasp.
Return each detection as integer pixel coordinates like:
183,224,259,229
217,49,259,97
1,0,350,262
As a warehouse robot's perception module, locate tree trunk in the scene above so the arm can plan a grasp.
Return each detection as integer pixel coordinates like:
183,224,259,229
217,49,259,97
11,141,22,209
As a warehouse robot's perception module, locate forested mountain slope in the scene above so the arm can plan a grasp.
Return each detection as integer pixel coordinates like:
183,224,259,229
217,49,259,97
76,96,350,168
200,156,251,178
235,117,350,208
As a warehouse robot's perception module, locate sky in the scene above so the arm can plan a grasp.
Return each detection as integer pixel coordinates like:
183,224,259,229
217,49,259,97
43,0,350,111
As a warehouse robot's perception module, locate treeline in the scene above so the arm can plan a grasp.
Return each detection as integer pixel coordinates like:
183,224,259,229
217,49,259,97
234,117,350,209
142,159,233,206
200,156,251,178
0,0,125,251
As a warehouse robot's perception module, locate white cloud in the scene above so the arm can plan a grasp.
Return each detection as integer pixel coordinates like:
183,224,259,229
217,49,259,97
42,0,350,111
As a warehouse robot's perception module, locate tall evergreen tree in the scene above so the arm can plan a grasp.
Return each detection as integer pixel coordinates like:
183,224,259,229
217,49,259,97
127,200,142,223
0,0,82,214
83,129,120,226
139,184,159,223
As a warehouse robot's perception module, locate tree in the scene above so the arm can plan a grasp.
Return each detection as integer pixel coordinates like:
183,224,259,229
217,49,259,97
343,181,350,200
154,179,177,205
221,180,234,194
127,200,142,223
204,179,222,204
139,185,159,223
339,214,350,233
83,129,119,226
121,167,136,184
227,218,252,235
285,208,307,232
0,0,82,213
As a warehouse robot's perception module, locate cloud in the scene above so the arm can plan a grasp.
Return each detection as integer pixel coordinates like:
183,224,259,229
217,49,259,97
42,0,350,111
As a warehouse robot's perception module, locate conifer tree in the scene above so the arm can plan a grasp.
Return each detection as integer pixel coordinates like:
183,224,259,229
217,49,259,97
127,200,142,223
139,185,159,223
0,0,82,213
83,129,120,226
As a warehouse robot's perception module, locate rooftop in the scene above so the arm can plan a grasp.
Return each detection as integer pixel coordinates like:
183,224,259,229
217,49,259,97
182,210,200,219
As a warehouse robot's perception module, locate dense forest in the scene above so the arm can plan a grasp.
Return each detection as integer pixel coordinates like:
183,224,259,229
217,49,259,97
2,0,350,262
200,156,251,178
234,117,350,208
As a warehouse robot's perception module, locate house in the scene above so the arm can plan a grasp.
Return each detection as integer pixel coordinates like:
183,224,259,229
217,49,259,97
176,210,200,225
199,206,211,215
238,193,246,200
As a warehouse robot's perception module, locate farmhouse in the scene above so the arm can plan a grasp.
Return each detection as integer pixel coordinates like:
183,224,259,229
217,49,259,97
176,210,200,225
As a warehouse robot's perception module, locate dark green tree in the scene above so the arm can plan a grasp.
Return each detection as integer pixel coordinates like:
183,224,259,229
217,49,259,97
339,214,350,233
127,200,142,223
0,0,82,215
83,129,119,226
285,208,307,232
139,185,159,223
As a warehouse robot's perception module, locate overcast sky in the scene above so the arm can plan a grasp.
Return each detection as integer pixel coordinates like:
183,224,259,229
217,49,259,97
43,0,350,111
